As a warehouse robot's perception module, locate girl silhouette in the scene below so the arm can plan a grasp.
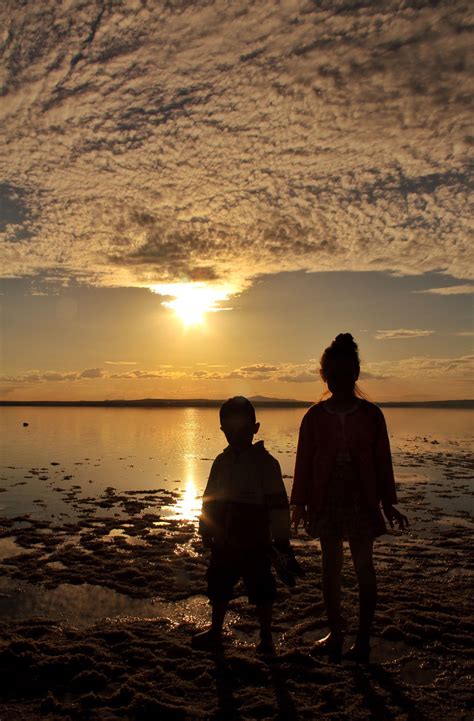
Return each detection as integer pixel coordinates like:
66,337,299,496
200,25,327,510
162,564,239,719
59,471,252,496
291,333,408,662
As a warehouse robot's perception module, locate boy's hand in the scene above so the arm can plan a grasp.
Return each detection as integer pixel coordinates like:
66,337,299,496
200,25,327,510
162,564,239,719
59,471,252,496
201,534,213,549
271,540,305,586
383,504,409,530
291,505,306,532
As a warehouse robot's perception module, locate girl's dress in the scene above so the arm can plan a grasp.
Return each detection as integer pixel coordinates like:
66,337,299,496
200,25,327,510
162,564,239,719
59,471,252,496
306,401,387,539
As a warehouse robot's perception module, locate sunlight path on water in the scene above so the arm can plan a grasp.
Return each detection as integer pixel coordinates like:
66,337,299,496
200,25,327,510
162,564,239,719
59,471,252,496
166,408,203,521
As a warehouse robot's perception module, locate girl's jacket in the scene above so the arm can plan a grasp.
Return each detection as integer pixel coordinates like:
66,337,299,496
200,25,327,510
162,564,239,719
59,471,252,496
290,400,397,513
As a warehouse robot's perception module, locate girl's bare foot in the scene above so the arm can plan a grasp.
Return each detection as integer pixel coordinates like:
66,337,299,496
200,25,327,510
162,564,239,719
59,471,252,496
343,638,371,664
310,632,344,663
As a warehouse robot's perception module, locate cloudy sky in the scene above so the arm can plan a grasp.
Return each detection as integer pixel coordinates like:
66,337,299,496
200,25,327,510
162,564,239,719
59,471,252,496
0,0,472,401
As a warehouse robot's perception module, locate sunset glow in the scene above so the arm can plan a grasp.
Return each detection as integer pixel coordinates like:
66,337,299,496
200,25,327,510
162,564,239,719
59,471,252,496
153,283,234,328
0,2,472,402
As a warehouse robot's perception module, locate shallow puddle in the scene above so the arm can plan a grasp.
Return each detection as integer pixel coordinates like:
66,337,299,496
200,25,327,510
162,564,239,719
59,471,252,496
0,579,213,628
0,536,35,560
435,515,474,528
370,637,412,663
101,528,150,546
399,659,438,686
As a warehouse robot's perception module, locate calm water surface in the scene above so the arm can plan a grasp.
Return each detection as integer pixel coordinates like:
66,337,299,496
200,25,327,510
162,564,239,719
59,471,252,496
1,406,472,518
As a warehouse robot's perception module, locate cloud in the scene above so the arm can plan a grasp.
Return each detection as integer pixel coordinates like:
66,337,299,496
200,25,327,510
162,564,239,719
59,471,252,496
104,360,138,365
359,369,391,381
0,371,78,383
192,362,319,383
277,371,317,383
0,385,22,395
0,2,471,291
1,355,472,393
240,364,279,373
414,285,474,295
79,368,104,379
375,329,435,340
42,372,78,382
0,366,187,386
109,369,185,380
364,355,474,380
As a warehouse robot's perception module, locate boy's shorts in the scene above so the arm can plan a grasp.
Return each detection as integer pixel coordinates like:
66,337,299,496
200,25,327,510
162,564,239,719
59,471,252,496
207,544,276,605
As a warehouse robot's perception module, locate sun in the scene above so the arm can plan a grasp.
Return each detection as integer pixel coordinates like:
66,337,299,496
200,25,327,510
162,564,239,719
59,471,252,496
152,282,234,328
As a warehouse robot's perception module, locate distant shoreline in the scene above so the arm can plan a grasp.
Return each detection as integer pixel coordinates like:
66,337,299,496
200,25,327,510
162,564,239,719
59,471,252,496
1,399,473,409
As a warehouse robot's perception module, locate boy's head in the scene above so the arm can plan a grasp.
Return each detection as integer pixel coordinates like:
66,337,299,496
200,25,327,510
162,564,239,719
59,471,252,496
219,396,259,450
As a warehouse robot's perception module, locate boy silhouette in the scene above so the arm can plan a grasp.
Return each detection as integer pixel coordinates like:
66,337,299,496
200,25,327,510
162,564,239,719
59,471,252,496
193,396,291,655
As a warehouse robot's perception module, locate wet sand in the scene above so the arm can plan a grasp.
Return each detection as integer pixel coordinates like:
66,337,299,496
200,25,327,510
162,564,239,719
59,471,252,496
0,434,473,720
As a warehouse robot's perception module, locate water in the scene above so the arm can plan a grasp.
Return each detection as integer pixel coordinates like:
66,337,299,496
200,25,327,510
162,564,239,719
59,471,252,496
0,405,472,519
0,406,472,627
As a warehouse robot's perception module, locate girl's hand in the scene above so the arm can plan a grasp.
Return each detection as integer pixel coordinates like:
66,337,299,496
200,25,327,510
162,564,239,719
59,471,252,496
383,504,409,530
291,505,306,532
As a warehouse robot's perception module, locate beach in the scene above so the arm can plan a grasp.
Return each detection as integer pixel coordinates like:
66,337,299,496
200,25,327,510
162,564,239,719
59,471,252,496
2,0,472,717
0,408,473,720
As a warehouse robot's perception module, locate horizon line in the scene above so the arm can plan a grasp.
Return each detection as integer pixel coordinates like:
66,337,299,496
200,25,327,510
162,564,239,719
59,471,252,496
1,398,473,409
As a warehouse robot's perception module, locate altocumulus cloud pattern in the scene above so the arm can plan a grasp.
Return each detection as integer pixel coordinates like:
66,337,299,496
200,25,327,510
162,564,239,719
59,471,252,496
0,0,472,289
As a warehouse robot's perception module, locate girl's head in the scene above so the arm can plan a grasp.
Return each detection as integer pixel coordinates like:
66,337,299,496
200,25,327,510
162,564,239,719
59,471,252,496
320,333,361,397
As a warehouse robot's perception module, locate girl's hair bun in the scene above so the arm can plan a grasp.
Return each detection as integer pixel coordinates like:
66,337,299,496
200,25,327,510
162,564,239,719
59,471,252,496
320,332,361,384
332,333,358,352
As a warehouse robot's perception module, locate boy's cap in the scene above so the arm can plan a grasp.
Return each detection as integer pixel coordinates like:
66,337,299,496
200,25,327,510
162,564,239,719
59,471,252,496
219,396,256,424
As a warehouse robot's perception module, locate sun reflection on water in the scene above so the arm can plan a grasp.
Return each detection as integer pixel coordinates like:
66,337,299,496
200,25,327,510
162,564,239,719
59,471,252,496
174,476,202,521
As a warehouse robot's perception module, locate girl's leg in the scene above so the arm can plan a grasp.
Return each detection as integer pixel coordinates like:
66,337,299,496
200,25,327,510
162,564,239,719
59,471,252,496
320,536,344,636
256,601,273,643
256,602,275,655
348,536,376,646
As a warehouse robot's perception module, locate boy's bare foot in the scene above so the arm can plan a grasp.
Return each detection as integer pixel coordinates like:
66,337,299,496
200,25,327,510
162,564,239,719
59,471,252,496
310,632,344,663
191,628,223,652
256,638,276,657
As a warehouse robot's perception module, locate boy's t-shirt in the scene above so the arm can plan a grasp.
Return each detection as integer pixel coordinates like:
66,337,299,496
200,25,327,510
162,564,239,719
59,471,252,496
200,440,290,550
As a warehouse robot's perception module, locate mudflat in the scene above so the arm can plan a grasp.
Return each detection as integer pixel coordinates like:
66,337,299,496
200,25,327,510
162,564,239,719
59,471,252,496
0,432,472,720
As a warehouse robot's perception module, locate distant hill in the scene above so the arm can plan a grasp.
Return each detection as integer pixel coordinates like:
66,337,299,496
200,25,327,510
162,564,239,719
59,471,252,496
1,398,473,409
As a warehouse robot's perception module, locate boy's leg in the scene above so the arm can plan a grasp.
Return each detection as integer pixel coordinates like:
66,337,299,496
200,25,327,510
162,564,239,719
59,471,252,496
192,599,229,649
348,536,376,651
192,546,236,649
211,598,229,635
243,551,277,654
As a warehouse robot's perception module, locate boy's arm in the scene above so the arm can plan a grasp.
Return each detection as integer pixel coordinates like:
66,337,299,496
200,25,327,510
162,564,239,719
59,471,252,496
264,455,306,586
263,456,290,544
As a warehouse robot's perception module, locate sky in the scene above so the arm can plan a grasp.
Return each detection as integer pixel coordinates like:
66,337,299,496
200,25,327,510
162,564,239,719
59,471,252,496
0,0,472,402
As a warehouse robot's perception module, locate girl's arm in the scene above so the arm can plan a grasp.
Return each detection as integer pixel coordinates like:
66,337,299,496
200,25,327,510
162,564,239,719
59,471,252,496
375,410,409,529
290,411,314,526
374,409,398,508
